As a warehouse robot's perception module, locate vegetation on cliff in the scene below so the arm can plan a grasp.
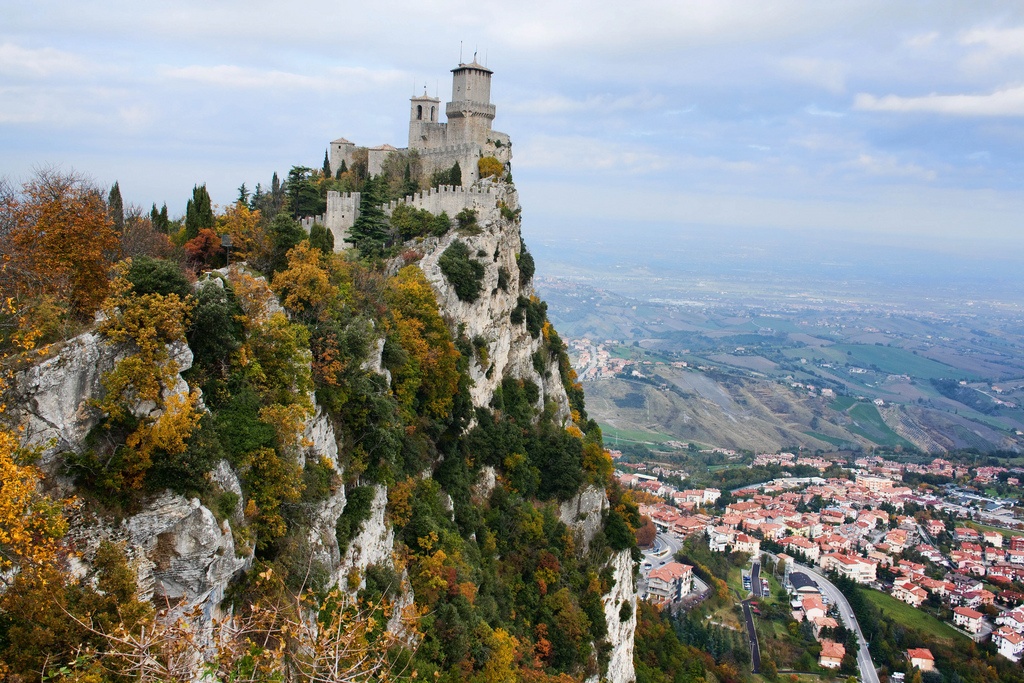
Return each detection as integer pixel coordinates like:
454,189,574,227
0,168,638,682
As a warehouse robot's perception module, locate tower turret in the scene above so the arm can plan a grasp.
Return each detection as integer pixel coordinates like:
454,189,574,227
445,61,495,145
409,89,443,150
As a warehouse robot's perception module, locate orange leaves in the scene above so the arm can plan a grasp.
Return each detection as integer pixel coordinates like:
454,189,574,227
183,228,221,267
270,241,343,322
3,169,121,321
0,430,68,572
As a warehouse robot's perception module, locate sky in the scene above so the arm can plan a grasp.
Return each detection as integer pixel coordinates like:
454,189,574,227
3,1,1024,263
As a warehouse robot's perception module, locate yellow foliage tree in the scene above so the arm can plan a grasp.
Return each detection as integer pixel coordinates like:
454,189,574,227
383,266,461,421
477,156,504,179
217,201,268,266
96,263,201,489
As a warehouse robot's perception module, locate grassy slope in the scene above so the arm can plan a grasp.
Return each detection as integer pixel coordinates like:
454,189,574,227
863,588,967,642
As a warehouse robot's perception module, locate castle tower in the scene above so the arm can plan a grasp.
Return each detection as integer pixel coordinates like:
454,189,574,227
445,61,495,145
408,89,443,150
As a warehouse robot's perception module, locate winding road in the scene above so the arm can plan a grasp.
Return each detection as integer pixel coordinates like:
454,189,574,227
741,599,761,673
791,561,879,683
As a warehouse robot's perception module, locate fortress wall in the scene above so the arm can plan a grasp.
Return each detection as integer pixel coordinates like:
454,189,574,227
386,184,496,217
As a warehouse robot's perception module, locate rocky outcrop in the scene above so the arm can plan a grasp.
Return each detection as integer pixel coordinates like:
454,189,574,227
9,328,194,483
335,484,394,590
595,549,637,683
412,184,570,421
559,484,609,553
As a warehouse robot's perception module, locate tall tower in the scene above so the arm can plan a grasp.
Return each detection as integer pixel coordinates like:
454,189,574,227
445,61,495,145
408,89,442,150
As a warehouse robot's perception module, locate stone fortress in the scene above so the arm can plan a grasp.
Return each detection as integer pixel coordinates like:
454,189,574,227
309,59,512,247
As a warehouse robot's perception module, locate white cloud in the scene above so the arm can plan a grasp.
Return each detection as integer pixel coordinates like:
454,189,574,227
0,42,89,78
848,153,936,181
779,57,847,94
854,85,1024,116
160,64,406,93
506,91,664,116
905,31,940,49
804,105,845,118
960,26,1024,58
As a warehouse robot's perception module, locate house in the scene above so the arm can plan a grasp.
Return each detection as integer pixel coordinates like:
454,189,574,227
953,606,984,634
907,648,935,672
812,616,838,640
819,640,845,669
996,607,1024,631
732,533,760,556
994,626,1024,662
801,595,826,622
647,562,694,604
820,553,877,584
984,531,1004,548
926,519,946,537
784,536,820,562
892,580,927,608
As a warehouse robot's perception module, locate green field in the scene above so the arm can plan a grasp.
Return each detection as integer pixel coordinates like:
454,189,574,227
966,520,1024,540
863,589,966,642
842,403,916,449
787,343,977,381
804,431,858,448
599,424,675,445
829,396,858,411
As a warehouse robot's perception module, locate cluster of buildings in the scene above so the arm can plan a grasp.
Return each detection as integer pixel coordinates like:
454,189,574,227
566,338,688,381
785,571,845,669
620,450,1024,662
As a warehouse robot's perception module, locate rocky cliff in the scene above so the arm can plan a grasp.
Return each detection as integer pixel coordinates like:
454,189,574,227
8,178,636,683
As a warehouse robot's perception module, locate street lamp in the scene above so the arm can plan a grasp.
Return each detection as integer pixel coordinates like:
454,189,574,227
221,233,233,266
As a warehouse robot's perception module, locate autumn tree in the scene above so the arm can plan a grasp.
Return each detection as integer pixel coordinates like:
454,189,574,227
383,266,461,422
1,168,121,335
217,201,269,270
84,263,201,493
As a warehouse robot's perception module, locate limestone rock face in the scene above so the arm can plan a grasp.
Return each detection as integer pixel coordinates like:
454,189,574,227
412,184,570,420
117,493,247,622
9,331,193,481
10,332,117,476
334,484,394,590
559,484,609,553
596,549,638,683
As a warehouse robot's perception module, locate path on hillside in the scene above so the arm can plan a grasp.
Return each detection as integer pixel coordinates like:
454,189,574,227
741,599,761,673
791,561,879,683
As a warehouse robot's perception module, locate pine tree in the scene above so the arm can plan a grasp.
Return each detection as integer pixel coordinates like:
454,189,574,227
336,159,348,179
107,181,124,232
237,183,249,205
348,175,390,258
268,213,306,273
184,184,214,241
323,149,332,179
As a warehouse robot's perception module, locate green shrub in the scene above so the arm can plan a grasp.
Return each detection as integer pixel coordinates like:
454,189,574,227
455,208,479,235
438,240,485,302
517,247,535,285
335,485,376,555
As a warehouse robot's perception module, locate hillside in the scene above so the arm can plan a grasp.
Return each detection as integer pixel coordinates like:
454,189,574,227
0,170,639,682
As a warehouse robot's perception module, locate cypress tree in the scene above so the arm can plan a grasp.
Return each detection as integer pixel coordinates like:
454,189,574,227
450,161,462,186
323,149,332,179
268,213,306,273
184,184,214,241
159,203,169,233
309,222,334,254
150,203,160,230
107,181,124,232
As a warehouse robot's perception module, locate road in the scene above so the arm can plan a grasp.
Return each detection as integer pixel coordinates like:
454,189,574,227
751,561,762,598
741,599,761,673
792,561,879,683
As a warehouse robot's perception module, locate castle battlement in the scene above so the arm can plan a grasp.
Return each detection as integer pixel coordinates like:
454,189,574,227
319,60,510,250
